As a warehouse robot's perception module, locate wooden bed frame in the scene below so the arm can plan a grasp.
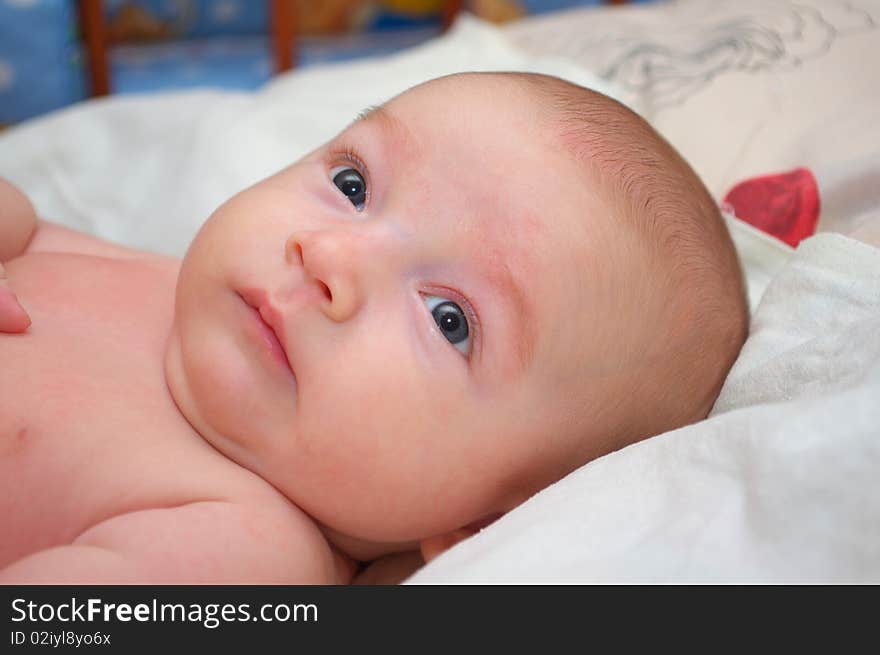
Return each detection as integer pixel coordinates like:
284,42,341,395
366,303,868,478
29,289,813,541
75,0,626,97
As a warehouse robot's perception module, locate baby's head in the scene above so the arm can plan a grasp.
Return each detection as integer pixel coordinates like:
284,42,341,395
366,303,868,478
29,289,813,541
166,73,747,555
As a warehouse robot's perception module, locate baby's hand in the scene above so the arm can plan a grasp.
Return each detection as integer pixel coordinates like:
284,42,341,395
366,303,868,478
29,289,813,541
0,262,30,333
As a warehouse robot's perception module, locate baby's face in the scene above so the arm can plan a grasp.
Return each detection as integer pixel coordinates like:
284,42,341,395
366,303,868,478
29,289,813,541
167,75,629,543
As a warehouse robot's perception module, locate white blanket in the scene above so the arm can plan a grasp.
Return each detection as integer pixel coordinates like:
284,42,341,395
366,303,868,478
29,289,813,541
1,9,878,583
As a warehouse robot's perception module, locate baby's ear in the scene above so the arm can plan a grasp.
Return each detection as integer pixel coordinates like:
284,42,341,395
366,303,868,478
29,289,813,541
419,512,505,564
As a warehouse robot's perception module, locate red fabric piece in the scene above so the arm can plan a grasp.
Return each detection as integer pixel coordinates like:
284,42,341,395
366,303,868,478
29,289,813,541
722,167,821,247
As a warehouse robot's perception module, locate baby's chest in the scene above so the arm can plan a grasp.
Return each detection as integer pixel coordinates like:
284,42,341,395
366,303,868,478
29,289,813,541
0,254,219,562
1,254,177,437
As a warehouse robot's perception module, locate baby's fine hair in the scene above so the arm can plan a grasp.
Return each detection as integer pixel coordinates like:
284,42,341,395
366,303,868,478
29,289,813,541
511,72,748,440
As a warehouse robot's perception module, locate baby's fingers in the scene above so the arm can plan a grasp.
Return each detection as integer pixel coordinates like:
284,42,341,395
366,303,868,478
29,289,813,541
0,266,31,333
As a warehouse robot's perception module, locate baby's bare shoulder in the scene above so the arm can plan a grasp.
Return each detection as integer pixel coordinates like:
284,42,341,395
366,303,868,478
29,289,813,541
100,496,337,582
26,219,173,266
0,495,339,584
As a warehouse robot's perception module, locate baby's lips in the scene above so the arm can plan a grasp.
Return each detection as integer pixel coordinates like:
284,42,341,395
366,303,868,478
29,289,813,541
0,283,31,333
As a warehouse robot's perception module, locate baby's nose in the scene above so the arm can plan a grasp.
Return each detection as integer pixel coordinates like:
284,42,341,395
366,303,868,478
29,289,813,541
285,230,364,323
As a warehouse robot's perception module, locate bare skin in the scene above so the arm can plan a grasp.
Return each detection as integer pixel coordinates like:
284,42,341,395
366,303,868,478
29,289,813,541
0,224,357,583
0,180,34,333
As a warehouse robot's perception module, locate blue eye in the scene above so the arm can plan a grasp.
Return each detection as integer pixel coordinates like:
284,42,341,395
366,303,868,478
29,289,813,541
424,295,471,356
330,166,366,211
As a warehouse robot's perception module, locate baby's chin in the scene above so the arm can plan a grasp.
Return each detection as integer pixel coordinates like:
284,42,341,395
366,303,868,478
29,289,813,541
163,325,209,440
303,479,513,548
163,322,258,466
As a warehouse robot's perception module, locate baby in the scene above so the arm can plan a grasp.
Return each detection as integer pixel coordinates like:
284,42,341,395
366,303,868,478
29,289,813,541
0,72,748,584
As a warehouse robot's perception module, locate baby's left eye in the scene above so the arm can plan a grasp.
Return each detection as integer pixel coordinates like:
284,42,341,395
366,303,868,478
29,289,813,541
423,295,471,356
330,166,366,211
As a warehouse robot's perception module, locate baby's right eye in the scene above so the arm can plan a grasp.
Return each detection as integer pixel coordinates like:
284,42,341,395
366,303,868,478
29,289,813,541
423,295,472,356
330,166,367,211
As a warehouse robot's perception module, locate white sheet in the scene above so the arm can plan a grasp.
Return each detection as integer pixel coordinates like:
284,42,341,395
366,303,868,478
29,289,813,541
1,9,878,583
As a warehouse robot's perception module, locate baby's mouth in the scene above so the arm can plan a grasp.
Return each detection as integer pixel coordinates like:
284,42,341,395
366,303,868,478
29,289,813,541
237,289,296,380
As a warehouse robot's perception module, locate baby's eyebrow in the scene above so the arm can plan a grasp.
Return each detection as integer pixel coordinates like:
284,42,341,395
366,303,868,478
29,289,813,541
351,105,383,126
346,104,418,157
481,255,536,378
